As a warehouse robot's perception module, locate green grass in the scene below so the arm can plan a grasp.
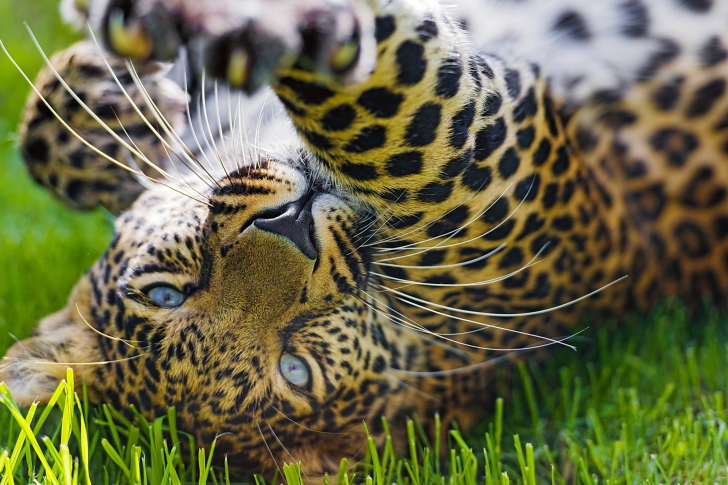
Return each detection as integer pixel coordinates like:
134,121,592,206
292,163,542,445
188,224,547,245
0,1,111,354
2,2,728,484
2,303,728,483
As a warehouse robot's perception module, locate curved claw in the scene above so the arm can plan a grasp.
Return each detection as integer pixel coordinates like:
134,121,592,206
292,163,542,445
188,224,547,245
329,36,359,74
227,47,250,89
107,8,153,60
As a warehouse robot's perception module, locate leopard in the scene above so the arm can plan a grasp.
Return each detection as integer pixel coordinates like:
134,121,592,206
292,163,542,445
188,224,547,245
4,0,728,478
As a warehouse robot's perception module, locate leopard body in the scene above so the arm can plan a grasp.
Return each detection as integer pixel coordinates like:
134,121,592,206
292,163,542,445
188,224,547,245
3,0,728,476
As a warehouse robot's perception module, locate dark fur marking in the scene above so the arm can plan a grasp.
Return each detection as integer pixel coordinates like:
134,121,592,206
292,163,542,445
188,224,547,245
482,198,509,224
440,147,474,180
279,77,334,106
517,126,535,150
552,10,592,41
435,57,463,99
637,39,680,81
386,151,423,177
375,15,396,43
674,221,711,258
514,173,541,202
416,181,454,203
676,0,713,12
405,103,441,147
449,100,476,149
700,36,728,67
343,125,386,153
482,91,503,117
474,117,507,161
551,146,570,175
415,18,438,42
358,88,403,118
619,0,649,37
650,127,699,167
24,138,49,163
686,78,726,118
498,148,520,179
461,163,492,192
396,41,427,86
341,162,379,181
321,104,356,131
513,88,538,123
504,69,522,99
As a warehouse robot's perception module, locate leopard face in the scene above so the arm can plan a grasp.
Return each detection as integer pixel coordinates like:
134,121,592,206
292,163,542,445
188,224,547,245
4,156,448,473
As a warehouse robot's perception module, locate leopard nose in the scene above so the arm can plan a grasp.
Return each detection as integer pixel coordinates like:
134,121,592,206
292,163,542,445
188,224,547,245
253,194,318,260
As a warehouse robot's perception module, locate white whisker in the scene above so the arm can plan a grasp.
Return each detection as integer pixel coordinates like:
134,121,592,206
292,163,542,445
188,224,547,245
376,243,505,270
363,289,574,351
384,275,629,319
256,420,284,480
75,303,144,349
200,72,232,181
373,242,549,288
267,423,304,477
214,80,235,173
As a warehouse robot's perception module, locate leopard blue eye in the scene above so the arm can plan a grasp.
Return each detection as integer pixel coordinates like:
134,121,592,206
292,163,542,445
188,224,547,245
146,285,186,307
279,353,310,388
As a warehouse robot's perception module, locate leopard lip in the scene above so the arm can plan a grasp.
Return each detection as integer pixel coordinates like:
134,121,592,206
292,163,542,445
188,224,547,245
253,192,320,260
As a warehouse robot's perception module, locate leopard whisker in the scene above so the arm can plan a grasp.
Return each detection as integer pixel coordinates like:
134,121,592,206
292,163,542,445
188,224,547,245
366,170,499,250
256,420,284,480
214,80,238,175
200,71,233,184
350,196,410,252
267,423,305,478
365,178,498,250
182,63,221,184
357,293,482,360
360,289,573,352
254,90,273,169
373,243,549,288
75,303,145,350
229,90,248,170
383,275,630,319
122,57,219,190
370,184,513,262
92,31,208,184
387,372,446,406
372,177,529,260
35,354,145,366
375,243,505,270
393,328,591,378
270,404,345,435
113,111,210,202
108,104,204,200
390,353,514,377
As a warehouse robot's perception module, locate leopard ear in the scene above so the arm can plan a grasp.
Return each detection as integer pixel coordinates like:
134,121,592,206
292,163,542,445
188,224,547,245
0,307,101,407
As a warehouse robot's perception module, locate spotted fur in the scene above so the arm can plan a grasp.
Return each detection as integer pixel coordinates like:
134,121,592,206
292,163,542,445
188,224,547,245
4,0,728,477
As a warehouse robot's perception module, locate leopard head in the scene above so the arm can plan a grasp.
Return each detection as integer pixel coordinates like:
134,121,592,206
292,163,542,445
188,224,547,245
0,155,449,475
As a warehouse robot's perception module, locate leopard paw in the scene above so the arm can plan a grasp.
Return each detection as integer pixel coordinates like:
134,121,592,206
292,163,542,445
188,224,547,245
94,0,376,93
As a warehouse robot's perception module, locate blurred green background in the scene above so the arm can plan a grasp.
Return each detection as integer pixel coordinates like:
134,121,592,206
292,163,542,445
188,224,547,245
0,1,111,354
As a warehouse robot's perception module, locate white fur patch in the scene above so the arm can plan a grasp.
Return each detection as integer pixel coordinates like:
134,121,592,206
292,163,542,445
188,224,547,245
450,0,728,106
